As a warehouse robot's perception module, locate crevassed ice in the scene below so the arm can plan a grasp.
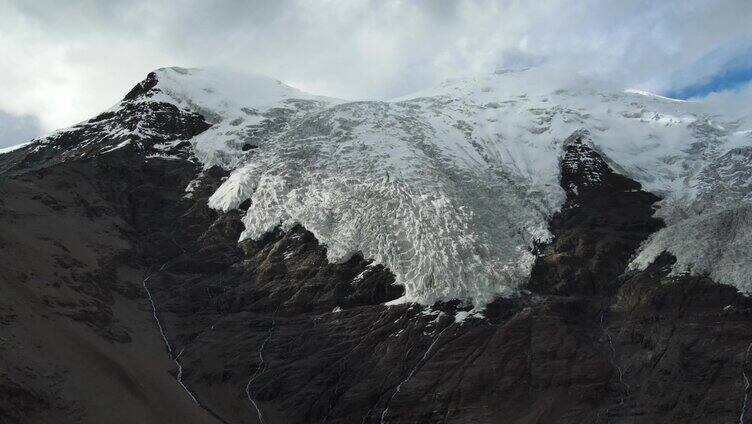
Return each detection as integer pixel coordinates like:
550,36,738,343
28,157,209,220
147,67,752,304
207,101,561,306
630,207,752,292
629,145,752,291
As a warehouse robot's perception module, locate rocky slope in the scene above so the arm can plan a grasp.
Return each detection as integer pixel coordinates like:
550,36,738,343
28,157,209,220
1,69,752,423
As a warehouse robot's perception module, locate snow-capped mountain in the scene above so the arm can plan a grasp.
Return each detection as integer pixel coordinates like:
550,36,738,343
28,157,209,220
30,66,752,305
3,66,752,424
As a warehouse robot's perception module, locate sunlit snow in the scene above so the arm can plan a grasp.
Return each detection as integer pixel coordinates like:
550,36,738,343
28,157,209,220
0,141,33,154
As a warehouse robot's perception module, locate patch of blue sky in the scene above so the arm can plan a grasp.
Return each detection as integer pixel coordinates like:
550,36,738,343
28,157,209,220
666,44,752,99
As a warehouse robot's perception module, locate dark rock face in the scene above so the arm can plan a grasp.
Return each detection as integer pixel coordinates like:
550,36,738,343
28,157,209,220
123,71,159,101
2,76,752,424
0,145,222,423
529,130,664,296
604,254,752,423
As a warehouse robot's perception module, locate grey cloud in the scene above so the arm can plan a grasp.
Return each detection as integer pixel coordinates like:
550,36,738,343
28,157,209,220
0,110,43,148
1,0,751,131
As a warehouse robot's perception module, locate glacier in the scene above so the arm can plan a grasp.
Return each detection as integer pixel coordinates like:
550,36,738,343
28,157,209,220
42,66,752,306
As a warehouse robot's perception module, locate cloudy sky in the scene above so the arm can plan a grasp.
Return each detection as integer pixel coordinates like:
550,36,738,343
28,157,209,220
1,0,751,147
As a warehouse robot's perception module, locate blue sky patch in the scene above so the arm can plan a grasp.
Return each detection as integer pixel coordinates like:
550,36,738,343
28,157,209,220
665,44,752,99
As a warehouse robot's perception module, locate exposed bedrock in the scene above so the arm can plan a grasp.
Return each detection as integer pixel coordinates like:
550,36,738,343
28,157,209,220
528,130,664,296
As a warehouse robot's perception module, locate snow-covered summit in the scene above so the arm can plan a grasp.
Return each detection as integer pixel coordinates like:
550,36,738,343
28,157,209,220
22,66,752,305
142,67,342,167
149,67,337,116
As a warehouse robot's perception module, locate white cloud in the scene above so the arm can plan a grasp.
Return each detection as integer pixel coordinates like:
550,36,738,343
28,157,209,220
1,0,751,132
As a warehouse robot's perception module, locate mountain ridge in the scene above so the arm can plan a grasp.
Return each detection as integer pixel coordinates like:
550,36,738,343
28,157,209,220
13,66,751,306
2,68,752,422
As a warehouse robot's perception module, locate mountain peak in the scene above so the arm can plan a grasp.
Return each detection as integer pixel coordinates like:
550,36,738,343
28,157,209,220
9,64,752,306
123,71,160,101
560,129,610,190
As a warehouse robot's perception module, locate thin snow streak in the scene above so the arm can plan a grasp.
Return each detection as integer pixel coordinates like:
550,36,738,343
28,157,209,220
245,317,277,424
381,322,454,424
142,263,200,405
